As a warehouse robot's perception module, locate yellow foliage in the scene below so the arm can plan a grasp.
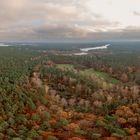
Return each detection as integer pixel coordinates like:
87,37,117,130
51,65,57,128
137,132,140,136
125,110,134,117
117,117,127,124
49,119,57,126
128,117,138,124
84,113,96,121
131,103,139,111
68,137,85,140
57,110,69,119
102,81,108,90
115,109,124,116
65,123,80,131
128,127,136,135
0,116,3,121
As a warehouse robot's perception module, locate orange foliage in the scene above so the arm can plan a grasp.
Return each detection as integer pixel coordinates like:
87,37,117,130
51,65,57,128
32,124,40,130
49,119,57,126
84,113,96,121
137,132,140,136
0,116,3,121
41,131,59,140
115,109,124,116
117,118,127,125
16,85,21,92
68,137,86,140
128,127,136,135
131,103,139,111
128,117,138,124
115,106,134,118
100,137,120,140
125,110,133,117
57,110,69,119
23,107,34,115
65,123,80,131
37,105,46,114
128,136,140,140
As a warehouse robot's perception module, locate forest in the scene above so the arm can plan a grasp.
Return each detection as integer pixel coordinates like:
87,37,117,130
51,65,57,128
0,43,140,140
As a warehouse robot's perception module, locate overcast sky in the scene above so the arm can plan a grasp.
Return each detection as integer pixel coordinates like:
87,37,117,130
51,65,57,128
0,0,140,42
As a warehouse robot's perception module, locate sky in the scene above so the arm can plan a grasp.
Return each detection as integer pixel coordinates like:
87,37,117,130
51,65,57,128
0,0,140,42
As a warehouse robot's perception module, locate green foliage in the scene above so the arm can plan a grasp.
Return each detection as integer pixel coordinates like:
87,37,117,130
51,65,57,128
47,136,58,140
91,133,101,140
11,138,22,140
43,111,51,121
28,98,36,111
37,87,46,96
102,100,125,114
27,129,40,138
55,119,69,129
95,120,106,127
75,106,93,113
39,96,48,105
112,133,125,138
40,121,51,130
102,123,127,137
74,129,87,136
31,113,40,121
7,128,16,136
18,125,28,135
105,115,118,122
111,128,127,137
0,121,9,131
16,114,27,124
8,117,15,126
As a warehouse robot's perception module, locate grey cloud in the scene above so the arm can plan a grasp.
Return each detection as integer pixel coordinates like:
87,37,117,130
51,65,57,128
1,24,140,42
32,25,140,41
0,0,139,41
133,11,140,16
87,26,140,40
33,24,88,39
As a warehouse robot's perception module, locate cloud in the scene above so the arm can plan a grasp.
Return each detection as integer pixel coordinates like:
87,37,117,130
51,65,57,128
86,26,140,40
0,0,140,41
133,11,140,16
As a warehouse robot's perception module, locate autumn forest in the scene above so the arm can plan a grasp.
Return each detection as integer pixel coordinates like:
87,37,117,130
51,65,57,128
0,42,140,140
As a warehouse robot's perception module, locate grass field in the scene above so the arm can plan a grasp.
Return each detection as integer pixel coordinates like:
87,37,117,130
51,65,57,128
56,64,74,70
56,64,120,84
81,69,120,84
